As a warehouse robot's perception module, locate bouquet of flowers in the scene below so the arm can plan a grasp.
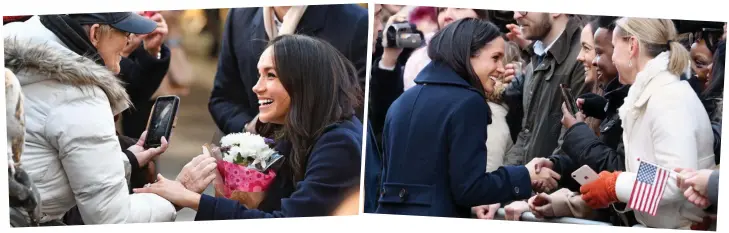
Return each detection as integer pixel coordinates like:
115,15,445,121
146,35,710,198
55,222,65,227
209,132,284,209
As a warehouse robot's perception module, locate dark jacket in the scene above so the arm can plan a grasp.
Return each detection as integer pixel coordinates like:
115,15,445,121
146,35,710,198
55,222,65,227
194,117,362,219
119,43,172,138
560,78,629,174
504,17,588,166
368,57,405,145
364,120,382,213
375,61,532,218
208,5,368,134
551,78,638,227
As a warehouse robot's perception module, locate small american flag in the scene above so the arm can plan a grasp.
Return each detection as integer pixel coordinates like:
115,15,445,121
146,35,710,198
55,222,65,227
628,160,669,216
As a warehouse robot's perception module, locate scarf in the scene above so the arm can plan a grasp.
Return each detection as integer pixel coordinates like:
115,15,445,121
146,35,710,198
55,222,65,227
618,52,671,133
262,6,307,39
38,15,104,66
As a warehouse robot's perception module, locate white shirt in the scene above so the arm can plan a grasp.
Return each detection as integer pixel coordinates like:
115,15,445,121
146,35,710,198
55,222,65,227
533,30,564,56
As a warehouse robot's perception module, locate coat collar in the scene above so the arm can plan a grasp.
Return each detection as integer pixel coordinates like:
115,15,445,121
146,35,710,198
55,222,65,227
630,52,676,108
252,5,329,38
3,37,131,115
524,17,580,65
414,61,484,96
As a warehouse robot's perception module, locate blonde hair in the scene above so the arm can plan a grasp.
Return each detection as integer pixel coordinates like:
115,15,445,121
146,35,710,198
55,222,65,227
488,41,523,103
614,17,689,76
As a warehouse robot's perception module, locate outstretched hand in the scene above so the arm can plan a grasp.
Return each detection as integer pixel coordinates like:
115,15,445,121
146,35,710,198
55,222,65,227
176,146,218,194
675,168,712,208
134,174,201,211
526,158,561,192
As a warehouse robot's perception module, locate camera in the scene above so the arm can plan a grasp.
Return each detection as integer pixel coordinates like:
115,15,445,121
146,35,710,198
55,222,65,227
382,22,425,49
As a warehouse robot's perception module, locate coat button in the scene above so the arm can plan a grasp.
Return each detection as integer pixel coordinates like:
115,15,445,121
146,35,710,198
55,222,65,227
525,129,530,133
399,188,408,200
514,187,520,194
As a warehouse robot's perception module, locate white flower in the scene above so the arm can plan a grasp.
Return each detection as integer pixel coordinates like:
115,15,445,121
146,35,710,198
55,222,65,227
219,132,278,169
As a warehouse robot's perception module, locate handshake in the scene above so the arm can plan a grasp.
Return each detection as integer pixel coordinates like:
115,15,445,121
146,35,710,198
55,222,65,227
525,158,561,193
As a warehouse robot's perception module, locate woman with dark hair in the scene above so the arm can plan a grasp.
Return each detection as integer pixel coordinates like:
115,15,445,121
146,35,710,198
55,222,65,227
402,8,492,91
135,34,363,219
375,18,559,218
702,39,724,165
690,29,723,90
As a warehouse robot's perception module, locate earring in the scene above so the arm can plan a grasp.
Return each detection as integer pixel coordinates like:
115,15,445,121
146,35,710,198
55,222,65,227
629,60,632,68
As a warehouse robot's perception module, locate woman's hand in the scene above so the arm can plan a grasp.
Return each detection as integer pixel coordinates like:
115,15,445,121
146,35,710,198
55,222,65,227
141,12,169,56
176,146,218,194
580,171,620,209
134,174,201,211
127,131,169,167
528,193,554,219
472,203,501,219
675,168,712,208
561,102,586,129
526,158,561,192
504,201,529,221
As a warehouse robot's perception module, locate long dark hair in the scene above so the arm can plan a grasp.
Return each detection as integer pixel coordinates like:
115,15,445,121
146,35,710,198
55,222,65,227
267,34,362,182
702,39,725,99
427,17,502,99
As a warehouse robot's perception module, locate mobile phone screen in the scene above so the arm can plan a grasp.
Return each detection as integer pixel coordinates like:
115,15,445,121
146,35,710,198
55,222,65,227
145,96,179,148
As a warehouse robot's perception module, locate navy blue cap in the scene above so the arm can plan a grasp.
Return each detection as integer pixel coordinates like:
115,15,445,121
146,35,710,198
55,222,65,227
68,12,157,34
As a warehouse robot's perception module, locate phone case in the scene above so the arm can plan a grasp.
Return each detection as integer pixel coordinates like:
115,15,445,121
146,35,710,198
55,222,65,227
571,165,600,186
144,95,180,148
560,84,578,115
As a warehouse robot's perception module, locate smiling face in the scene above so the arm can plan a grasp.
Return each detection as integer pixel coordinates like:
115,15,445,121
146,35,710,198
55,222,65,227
89,24,130,75
252,46,291,124
690,39,713,82
611,25,638,85
577,25,597,83
592,28,618,82
437,8,479,29
470,37,506,94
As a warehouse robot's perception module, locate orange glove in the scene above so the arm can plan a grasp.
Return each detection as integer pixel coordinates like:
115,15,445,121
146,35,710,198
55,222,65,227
580,171,621,209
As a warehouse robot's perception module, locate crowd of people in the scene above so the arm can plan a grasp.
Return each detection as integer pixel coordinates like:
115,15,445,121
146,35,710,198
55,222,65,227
365,5,725,230
6,4,367,227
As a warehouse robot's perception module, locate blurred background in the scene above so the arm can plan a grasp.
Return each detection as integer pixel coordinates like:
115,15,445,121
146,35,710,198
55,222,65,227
150,5,368,221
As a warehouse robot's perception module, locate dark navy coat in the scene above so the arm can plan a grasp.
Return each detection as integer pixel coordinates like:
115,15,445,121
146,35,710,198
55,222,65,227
208,5,368,134
375,61,532,218
194,117,362,219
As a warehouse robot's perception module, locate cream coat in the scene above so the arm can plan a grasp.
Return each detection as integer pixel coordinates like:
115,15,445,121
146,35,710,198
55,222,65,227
3,16,176,224
614,52,716,229
486,102,512,172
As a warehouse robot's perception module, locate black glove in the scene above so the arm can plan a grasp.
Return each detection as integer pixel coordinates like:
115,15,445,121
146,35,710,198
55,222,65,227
578,93,608,120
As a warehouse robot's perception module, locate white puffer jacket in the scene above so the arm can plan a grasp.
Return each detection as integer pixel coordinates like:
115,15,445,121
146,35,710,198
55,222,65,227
3,16,176,224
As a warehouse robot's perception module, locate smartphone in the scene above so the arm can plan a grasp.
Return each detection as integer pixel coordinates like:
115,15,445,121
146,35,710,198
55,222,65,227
144,95,180,148
571,165,600,186
560,84,578,115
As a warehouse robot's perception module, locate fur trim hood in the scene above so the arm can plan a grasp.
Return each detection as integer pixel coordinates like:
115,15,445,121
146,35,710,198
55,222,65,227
4,37,131,115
